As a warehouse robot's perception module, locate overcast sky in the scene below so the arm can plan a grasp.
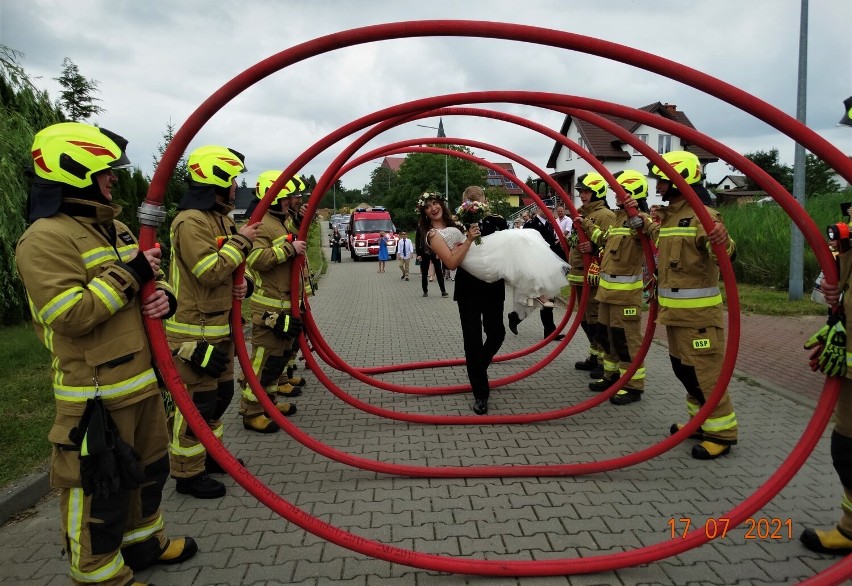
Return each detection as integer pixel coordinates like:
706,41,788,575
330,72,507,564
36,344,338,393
2,0,850,194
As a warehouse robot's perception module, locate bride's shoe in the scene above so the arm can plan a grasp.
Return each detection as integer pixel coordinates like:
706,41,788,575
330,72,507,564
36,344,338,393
526,298,535,307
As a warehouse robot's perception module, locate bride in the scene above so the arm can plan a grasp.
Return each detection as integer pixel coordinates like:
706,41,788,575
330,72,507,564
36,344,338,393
420,194,569,314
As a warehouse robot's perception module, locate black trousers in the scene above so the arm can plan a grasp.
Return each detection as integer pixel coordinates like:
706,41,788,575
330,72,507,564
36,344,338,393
420,254,446,294
457,288,506,403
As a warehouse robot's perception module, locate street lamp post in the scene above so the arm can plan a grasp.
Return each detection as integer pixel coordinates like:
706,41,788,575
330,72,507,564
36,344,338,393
417,122,449,208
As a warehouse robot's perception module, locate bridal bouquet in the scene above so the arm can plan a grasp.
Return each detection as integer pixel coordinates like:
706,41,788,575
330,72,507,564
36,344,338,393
456,200,490,245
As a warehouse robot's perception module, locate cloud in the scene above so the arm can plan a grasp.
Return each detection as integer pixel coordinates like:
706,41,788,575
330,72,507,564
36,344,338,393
3,0,849,192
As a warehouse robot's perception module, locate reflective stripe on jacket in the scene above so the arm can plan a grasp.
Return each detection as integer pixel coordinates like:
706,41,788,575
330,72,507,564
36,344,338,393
654,198,735,328
166,208,249,343
247,211,299,314
569,200,616,280
15,202,166,414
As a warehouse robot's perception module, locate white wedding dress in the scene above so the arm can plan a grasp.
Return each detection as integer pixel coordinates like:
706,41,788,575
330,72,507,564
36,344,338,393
433,227,569,314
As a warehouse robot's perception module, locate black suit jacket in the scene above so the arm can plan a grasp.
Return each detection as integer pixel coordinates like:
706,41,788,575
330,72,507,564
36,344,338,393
454,214,508,301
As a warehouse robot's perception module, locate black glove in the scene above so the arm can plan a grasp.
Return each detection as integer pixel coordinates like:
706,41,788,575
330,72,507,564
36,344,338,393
262,311,303,340
173,341,228,378
80,450,120,499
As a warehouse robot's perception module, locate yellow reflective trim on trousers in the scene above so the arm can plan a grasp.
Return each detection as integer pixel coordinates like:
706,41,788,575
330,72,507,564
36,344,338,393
659,226,698,237
242,346,266,402
845,352,852,367
88,277,123,314
568,274,585,284
687,402,700,416
67,487,125,583
620,366,646,379
122,514,164,545
590,347,603,358
252,292,293,310
164,320,231,337
658,294,723,308
54,369,158,402
842,493,852,513
701,412,738,432
37,286,84,325
603,359,619,371
170,409,225,457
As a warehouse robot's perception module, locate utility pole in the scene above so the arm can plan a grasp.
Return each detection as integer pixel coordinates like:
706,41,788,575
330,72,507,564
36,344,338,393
788,0,808,300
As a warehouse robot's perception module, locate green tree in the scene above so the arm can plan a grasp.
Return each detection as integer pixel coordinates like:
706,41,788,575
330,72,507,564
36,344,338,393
804,153,841,198
380,148,486,230
738,148,793,193
54,57,104,122
0,46,63,324
484,186,513,218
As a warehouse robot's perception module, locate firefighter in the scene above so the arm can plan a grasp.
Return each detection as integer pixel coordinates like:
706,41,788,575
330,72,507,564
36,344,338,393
567,172,616,379
16,122,197,585
237,170,307,431
646,150,738,460
798,98,852,554
165,145,260,499
278,184,313,390
580,170,655,404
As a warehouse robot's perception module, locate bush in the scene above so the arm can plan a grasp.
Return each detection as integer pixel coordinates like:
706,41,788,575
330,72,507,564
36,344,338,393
720,190,852,289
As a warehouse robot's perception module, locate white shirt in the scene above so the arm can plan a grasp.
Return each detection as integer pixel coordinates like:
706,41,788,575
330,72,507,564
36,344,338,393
397,237,414,259
556,214,572,235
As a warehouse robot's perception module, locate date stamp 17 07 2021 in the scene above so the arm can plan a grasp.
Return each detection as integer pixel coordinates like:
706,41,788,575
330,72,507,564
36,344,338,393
668,517,793,540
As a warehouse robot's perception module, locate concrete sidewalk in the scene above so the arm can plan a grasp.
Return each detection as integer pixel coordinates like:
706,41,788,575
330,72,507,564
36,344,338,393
0,240,845,585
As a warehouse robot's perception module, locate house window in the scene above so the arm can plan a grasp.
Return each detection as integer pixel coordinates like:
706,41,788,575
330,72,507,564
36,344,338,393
566,148,572,161
657,134,672,154
504,180,518,189
578,137,588,152
632,133,648,155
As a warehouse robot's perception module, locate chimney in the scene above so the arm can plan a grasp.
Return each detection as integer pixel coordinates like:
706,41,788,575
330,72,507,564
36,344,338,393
663,103,678,116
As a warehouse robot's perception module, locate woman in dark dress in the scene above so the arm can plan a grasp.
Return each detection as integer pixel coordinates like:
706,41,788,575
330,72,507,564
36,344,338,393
329,227,343,263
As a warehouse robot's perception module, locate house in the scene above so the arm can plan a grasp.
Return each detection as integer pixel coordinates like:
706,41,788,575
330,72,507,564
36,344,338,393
233,186,255,220
544,102,719,208
379,156,405,172
714,174,749,191
485,162,524,207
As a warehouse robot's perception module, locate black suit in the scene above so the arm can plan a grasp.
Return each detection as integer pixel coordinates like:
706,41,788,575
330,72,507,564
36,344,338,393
454,214,508,403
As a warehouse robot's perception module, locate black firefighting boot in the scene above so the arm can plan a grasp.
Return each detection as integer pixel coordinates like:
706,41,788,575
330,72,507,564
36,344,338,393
574,355,599,371
609,388,642,405
589,373,618,393
205,453,245,475
276,402,298,416
276,381,302,398
175,472,226,499
669,423,705,441
800,527,852,555
691,441,731,460
156,536,198,566
286,365,307,387
243,414,279,434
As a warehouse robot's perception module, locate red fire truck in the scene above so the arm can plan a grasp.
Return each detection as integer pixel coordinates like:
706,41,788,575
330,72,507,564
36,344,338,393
346,207,398,261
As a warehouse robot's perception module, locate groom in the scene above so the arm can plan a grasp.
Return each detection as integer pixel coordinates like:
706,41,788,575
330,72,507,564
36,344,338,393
453,185,508,415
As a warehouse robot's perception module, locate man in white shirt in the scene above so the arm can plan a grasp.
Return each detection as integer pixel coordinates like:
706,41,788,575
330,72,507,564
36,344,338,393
397,230,414,281
555,205,572,237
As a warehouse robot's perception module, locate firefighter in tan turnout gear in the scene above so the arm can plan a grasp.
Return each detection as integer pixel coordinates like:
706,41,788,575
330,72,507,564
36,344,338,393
238,171,306,432
646,150,738,460
16,122,197,585
568,172,616,379
165,145,260,499
580,170,655,405
798,97,852,555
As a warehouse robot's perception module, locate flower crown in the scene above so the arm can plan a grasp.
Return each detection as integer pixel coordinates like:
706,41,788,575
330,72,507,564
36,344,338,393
415,191,445,211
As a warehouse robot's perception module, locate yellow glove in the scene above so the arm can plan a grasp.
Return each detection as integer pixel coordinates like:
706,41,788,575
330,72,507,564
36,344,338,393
805,312,848,377
587,261,600,286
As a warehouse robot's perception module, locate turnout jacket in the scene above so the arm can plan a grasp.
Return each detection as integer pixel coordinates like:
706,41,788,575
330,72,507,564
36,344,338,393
165,203,251,343
581,208,655,306
246,210,300,318
653,198,735,328
15,200,174,417
568,200,616,285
